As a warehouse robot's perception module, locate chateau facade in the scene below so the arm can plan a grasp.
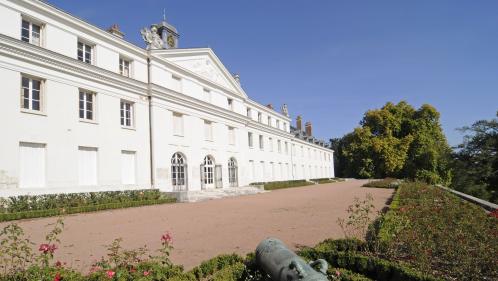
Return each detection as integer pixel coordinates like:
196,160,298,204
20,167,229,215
0,0,334,196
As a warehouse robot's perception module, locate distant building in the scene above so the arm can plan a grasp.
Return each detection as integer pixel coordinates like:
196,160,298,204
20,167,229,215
0,0,334,196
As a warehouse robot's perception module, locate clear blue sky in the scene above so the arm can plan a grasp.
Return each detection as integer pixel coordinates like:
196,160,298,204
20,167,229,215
47,0,498,146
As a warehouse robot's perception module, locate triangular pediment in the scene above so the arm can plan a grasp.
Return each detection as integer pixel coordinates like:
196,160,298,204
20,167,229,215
151,48,247,98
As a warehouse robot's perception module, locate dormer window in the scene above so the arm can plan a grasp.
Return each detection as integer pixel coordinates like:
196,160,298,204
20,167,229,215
21,19,41,46
119,57,131,77
77,41,93,64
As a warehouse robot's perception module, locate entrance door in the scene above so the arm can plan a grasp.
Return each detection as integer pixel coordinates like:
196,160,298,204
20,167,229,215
202,155,215,189
215,164,223,188
228,158,238,187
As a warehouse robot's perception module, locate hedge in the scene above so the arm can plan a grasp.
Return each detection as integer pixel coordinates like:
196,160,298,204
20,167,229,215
362,178,401,189
250,180,314,190
310,178,345,184
0,189,176,222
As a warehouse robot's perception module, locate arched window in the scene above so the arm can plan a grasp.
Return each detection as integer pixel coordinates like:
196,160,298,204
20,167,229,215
228,158,238,187
201,155,215,189
171,152,187,191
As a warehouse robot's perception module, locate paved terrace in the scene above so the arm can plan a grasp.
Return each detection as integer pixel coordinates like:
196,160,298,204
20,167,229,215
2,179,394,272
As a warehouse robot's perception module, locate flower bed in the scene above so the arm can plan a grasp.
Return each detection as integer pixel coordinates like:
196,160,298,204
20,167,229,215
0,189,176,222
374,182,498,280
250,180,314,190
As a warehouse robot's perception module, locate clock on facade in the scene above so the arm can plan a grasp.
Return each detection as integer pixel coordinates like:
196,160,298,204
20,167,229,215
167,34,175,48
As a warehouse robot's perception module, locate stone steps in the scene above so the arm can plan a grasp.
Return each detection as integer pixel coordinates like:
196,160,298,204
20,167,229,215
180,186,267,203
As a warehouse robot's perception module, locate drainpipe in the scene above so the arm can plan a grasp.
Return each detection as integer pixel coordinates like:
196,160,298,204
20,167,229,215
147,51,155,188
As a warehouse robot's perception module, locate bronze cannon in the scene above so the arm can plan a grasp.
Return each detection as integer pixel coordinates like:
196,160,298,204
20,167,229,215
255,238,328,281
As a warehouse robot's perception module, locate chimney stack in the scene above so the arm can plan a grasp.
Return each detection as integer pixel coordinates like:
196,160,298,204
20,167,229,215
305,121,312,136
266,104,273,110
296,115,302,131
107,24,124,39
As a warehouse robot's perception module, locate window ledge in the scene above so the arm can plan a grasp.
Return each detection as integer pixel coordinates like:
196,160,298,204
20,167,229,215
121,126,136,131
21,109,46,116
173,134,184,137
79,118,98,125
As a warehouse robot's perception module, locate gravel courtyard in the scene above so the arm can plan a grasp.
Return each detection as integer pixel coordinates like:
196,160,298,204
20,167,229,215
4,179,393,272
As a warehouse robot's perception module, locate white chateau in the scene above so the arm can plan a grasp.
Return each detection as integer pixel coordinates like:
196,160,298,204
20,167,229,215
0,0,334,196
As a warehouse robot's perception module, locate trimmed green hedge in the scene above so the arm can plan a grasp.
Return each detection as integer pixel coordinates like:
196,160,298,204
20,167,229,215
310,178,345,184
362,178,401,189
0,189,176,222
250,180,314,190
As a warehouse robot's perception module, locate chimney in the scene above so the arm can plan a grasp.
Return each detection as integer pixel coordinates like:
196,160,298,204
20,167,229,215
305,121,312,136
107,24,124,39
233,73,241,85
296,115,302,131
266,104,273,110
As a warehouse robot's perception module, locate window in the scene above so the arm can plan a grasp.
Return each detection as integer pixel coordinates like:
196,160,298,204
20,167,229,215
171,152,187,191
267,116,271,126
228,127,235,145
204,88,211,103
78,147,97,186
171,75,182,92
77,41,92,64
269,138,273,152
258,112,262,123
204,120,213,141
21,19,41,46
121,151,136,185
301,146,304,157
21,76,42,112
79,90,95,121
172,112,184,136
285,142,289,154
277,140,282,153
308,148,311,158
119,58,131,77
120,100,134,127
248,132,253,148
276,120,280,129
283,122,287,131
227,98,233,111
19,142,45,188
259,135,264,150
246,108,251,118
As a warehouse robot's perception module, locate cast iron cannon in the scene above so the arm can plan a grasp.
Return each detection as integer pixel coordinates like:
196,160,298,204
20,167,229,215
255,238,328,281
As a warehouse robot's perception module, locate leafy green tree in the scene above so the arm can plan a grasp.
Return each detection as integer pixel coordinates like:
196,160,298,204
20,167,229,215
451,112,498,203
335,101,451,184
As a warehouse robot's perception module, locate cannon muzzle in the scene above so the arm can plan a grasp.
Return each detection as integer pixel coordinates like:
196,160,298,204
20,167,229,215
255,238,328,281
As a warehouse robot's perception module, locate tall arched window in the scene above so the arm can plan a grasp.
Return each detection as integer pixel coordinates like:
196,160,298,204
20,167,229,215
171,152,187,191
201,155,215,189
228,158,238,187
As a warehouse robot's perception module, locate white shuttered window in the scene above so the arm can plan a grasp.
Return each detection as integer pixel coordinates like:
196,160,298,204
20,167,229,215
78,147,97,186
121,151,136,185
19,142,46,188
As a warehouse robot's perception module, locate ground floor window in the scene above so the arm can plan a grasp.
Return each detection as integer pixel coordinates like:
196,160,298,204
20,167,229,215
19,142,45,188
228,158,238,187
201,155,215,189
172,152,187,191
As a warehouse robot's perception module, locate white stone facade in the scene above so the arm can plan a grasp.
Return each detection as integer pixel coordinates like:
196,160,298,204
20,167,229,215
0,0,334,196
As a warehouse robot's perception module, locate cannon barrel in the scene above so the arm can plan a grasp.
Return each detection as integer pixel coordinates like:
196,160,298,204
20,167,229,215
255,238,328,281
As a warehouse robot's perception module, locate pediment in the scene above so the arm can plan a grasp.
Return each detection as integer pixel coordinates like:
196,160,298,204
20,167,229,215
152,49,247,98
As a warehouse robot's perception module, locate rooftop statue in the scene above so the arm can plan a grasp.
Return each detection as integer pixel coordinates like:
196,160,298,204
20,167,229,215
140,25,164,50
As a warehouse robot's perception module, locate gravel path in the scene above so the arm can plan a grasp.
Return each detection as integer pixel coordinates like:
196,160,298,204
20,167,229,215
2,179,393,272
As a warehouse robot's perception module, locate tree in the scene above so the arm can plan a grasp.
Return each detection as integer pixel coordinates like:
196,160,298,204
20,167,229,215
451,112,498,203
335,101,452,184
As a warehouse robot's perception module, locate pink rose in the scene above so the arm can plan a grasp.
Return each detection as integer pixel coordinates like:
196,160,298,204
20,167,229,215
143,271,150,276
106,270,115,279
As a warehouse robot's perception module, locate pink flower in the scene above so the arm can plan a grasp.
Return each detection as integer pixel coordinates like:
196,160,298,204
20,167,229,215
55,260,62,267
335,270,341,277
106,270,115,279
54,272,62,281
143,271,150,276
39,243,57,254
161,232,173,244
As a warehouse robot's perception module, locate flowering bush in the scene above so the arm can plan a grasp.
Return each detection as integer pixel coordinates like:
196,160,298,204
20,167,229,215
377,182,498,280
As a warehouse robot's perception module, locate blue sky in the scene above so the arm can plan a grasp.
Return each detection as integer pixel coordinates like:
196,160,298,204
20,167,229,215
47,0,498,146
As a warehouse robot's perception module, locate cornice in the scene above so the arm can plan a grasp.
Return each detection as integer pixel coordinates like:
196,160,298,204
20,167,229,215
0,34,148,96
246,99,292,121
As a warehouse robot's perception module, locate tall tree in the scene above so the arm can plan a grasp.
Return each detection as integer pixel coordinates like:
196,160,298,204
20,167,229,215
451,112,498,203
336,101,452,184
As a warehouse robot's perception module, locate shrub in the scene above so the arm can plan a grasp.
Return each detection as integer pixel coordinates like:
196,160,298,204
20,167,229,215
362,178,401,189
0,190,176,222
378,182,498,280
337,194,378,240
190,254,244,279
262,180,314,190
